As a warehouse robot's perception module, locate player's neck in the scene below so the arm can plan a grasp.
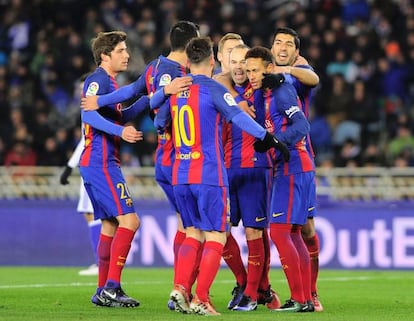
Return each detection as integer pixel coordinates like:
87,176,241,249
167,51,187,67
190,66,212,78
99,64,118,78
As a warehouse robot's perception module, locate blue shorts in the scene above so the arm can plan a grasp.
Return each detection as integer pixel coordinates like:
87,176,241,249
307,175,317,218
228,167,272,228
270,171,314,225
173,184,229,232
80,166,136,220
155,164,179,213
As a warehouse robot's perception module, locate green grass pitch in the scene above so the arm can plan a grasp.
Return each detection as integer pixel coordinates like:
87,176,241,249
0,267,412,321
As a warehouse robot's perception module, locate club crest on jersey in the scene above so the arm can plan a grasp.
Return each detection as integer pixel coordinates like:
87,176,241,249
243,87,253,99
159,74,172,86
224,93,237,106
125,198,133,207
86,82,99,96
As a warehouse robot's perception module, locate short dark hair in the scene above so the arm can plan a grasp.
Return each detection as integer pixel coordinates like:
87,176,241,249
245,46,275,66
186,37,213,64
169,21,200,51
273,27,300,49
91,31,127,65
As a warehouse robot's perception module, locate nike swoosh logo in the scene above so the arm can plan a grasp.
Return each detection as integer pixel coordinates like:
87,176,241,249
308,207,315,212
272,212,284,217
255,217,266,222
103,290,117,300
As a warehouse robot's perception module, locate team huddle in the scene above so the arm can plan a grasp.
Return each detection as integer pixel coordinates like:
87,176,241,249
78,20,323,316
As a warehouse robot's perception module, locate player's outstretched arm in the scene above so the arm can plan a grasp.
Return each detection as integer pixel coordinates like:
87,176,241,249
273,64,319,87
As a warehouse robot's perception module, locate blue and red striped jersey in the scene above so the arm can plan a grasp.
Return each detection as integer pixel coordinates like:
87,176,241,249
80,67,123,168
145,56,187,168
264,82,314,175
222,82,272,169
168,75,243,186
287,66,316,159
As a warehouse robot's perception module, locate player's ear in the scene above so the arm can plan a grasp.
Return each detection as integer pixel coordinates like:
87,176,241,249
217,51,223,64
101,52,109,63
210,54,215,66
266,63,274,73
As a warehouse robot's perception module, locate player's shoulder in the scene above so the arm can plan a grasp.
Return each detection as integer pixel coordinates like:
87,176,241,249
84,68,109,96
273,81,297,101
159,56,182,73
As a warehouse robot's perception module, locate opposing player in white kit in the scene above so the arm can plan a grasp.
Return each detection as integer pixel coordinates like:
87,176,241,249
60,134,102,276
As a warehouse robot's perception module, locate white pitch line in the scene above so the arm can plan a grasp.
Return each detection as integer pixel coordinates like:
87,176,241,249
0,275,398,290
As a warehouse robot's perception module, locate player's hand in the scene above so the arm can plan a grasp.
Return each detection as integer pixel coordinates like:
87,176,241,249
254,132,290,162
80,95,99,111
238,100,256,118
59,166,72,185
121,126,143,143
294,55,308,66
164,76,192,95
262,73,285,90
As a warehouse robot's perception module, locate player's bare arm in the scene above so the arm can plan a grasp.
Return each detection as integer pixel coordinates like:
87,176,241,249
273,62,319,88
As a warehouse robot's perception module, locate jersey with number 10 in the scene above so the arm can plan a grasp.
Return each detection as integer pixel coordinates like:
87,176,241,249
169,75,242,186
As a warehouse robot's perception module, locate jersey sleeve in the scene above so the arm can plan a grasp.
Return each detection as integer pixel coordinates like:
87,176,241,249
273,83,310,145
82,74,124,137
81,110,124,137
153,99,171,130
97,74,147,107
121,95,150,123
210,81,243,122
150,87,168,110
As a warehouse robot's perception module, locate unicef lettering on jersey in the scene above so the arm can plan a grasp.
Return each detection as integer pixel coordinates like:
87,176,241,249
175,151,201,160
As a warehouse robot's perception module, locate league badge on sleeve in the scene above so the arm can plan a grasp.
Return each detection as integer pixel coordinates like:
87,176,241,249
159,74,172,86
223,93,237,106
86,82,99,96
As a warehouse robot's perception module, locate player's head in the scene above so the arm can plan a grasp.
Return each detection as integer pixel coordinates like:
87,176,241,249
229,44,250,86
169,21,200,52
217,33,244,73
186,37,214,72
91,31,128,67
271,27,300,66
245,46,275,90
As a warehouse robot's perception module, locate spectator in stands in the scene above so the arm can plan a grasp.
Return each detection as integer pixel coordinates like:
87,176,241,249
4,139,37,166
1,0,414,168
387,125,414,166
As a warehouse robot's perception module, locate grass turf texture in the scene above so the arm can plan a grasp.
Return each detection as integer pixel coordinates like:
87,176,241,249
0,267,412,321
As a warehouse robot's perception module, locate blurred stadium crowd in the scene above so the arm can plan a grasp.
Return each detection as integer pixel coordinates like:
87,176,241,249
1,0,414,168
